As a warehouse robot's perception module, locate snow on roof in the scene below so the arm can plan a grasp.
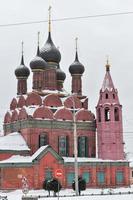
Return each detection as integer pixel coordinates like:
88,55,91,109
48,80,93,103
63,157,128,163
0,132,30,151
0,145,48,164
31,145,48,160
42,89,68,96
24,105,39,116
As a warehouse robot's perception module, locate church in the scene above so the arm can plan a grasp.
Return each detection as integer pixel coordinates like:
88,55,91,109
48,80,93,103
0,9,130,189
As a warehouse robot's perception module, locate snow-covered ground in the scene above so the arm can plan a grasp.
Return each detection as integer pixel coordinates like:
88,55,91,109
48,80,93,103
1,186,133,200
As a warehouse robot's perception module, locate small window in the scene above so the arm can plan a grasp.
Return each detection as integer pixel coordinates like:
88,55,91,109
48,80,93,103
82,172,90,183
78,136,88,157
98,108,101,122
67,172,75,185
132,171,133,178
58,136,69,156
39,134,48,147
116,171,124,184
105,107,110,121
45,170,52,180
105,93,108,99
114,107,119,121
97,172,105,184
113,94,115,99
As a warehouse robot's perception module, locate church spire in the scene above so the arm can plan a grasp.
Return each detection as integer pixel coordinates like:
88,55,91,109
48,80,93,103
37,32,40,56
21,41,24,65
48,6,52,33
106,56,110,72
75,37,79,61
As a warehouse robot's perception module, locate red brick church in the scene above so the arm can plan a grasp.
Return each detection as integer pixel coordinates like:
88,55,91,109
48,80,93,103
0,9,130,189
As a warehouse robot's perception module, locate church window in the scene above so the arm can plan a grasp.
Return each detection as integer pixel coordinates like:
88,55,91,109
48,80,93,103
67,172,75,185
113,94,115,99
98,108,101,122
114,107,119,121
78,136,88,157
45,169,52,180
116,171,124,184
82,172,90,183
132,171,133,178
105,93,108,99
39,133,48,147
58,136,69,156
97,171,105,184
105,107,110,121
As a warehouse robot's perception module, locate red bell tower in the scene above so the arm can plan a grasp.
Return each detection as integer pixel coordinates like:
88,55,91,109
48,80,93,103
96,60,124,160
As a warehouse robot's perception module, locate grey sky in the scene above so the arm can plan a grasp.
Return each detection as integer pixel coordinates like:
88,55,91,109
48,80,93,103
0,0,133,154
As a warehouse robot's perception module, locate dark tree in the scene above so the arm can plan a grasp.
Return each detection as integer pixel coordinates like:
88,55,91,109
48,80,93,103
72,176,86,195
50,178,62,196
43,179,52,196
43,178,62,197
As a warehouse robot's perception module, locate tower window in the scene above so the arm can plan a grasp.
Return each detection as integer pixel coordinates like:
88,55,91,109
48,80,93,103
98,108,101,122
105,93,108,99
113,94,115,99
105,107,110,121
114,107,119,121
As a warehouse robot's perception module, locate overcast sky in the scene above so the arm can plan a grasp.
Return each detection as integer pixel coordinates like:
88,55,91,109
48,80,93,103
0,0,133,155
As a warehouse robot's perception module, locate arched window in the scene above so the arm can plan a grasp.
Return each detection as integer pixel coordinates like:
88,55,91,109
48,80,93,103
105,107,110,121
113,94,115,99
39,133,48,147
78,136,88,157
105,93,108,99
97,108,101,122
114,107,119,121
58,136,69,156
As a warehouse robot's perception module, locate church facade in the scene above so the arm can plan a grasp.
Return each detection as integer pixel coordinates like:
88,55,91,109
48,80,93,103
0,11,130,189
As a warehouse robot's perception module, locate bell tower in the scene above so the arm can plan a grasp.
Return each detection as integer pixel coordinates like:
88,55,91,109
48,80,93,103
96,60,124,160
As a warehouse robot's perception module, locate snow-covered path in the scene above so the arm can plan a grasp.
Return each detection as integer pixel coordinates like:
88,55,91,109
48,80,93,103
1,187,133,200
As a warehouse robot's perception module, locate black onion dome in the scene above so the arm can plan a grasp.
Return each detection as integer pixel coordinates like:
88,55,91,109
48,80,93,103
69,51,85,75
30,46,47,71
40,32,61,64
15,55,30,78
56,65,66,81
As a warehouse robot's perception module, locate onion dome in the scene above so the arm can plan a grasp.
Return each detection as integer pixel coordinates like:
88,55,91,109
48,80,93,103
69,51,85,75
39,6,61,64
30,46,47,71
15,54,30,78
56,64,66,81
40,32,61,64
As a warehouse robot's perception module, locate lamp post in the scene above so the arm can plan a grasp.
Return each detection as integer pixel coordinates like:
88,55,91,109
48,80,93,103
70,95,79,196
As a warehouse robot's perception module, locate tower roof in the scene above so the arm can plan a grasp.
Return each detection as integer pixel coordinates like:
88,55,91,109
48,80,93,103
101,60,115,92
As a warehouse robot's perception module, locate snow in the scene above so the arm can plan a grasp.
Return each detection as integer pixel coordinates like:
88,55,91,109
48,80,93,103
24,105,39,116
63,157,128,163
1,186,133,200
0,145,48,163
0,132,30,151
